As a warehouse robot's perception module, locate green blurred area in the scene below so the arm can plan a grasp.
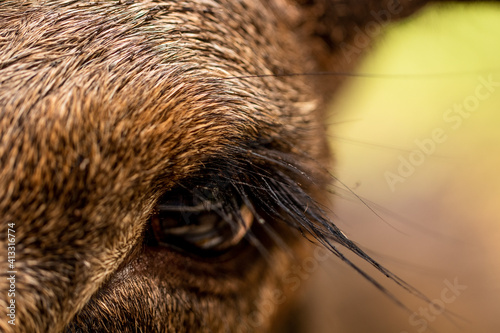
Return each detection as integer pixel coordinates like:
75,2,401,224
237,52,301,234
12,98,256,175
331,2,500,197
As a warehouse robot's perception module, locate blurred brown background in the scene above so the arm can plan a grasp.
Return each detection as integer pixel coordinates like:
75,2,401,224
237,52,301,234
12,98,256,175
303,3,500,333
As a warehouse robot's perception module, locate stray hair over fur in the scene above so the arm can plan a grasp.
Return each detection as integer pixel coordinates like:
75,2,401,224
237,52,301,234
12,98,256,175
0,1,471,332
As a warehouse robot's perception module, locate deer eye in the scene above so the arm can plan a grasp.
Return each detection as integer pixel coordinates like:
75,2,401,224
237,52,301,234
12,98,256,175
147,180,254,256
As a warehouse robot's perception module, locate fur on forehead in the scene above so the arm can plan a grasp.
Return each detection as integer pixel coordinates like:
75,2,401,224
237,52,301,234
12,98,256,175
0,0,319,192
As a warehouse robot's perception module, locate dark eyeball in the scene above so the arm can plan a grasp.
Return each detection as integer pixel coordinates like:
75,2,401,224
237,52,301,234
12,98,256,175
148,181,253,255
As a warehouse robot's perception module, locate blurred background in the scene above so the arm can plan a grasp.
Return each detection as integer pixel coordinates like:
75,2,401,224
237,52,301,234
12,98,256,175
305,3,500,333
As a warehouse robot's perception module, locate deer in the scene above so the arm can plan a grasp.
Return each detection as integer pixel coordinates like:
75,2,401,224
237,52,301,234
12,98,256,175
0,1,484,332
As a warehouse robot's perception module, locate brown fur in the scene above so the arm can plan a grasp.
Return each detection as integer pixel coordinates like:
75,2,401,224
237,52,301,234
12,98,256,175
0,1,457,332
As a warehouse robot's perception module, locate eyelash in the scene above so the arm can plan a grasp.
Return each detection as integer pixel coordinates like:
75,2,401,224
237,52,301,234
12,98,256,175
143,145,429,307
144,146,321,257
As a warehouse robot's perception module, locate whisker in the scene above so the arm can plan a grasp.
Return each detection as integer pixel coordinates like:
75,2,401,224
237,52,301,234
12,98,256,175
218,68,500,81
329,135,453,158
